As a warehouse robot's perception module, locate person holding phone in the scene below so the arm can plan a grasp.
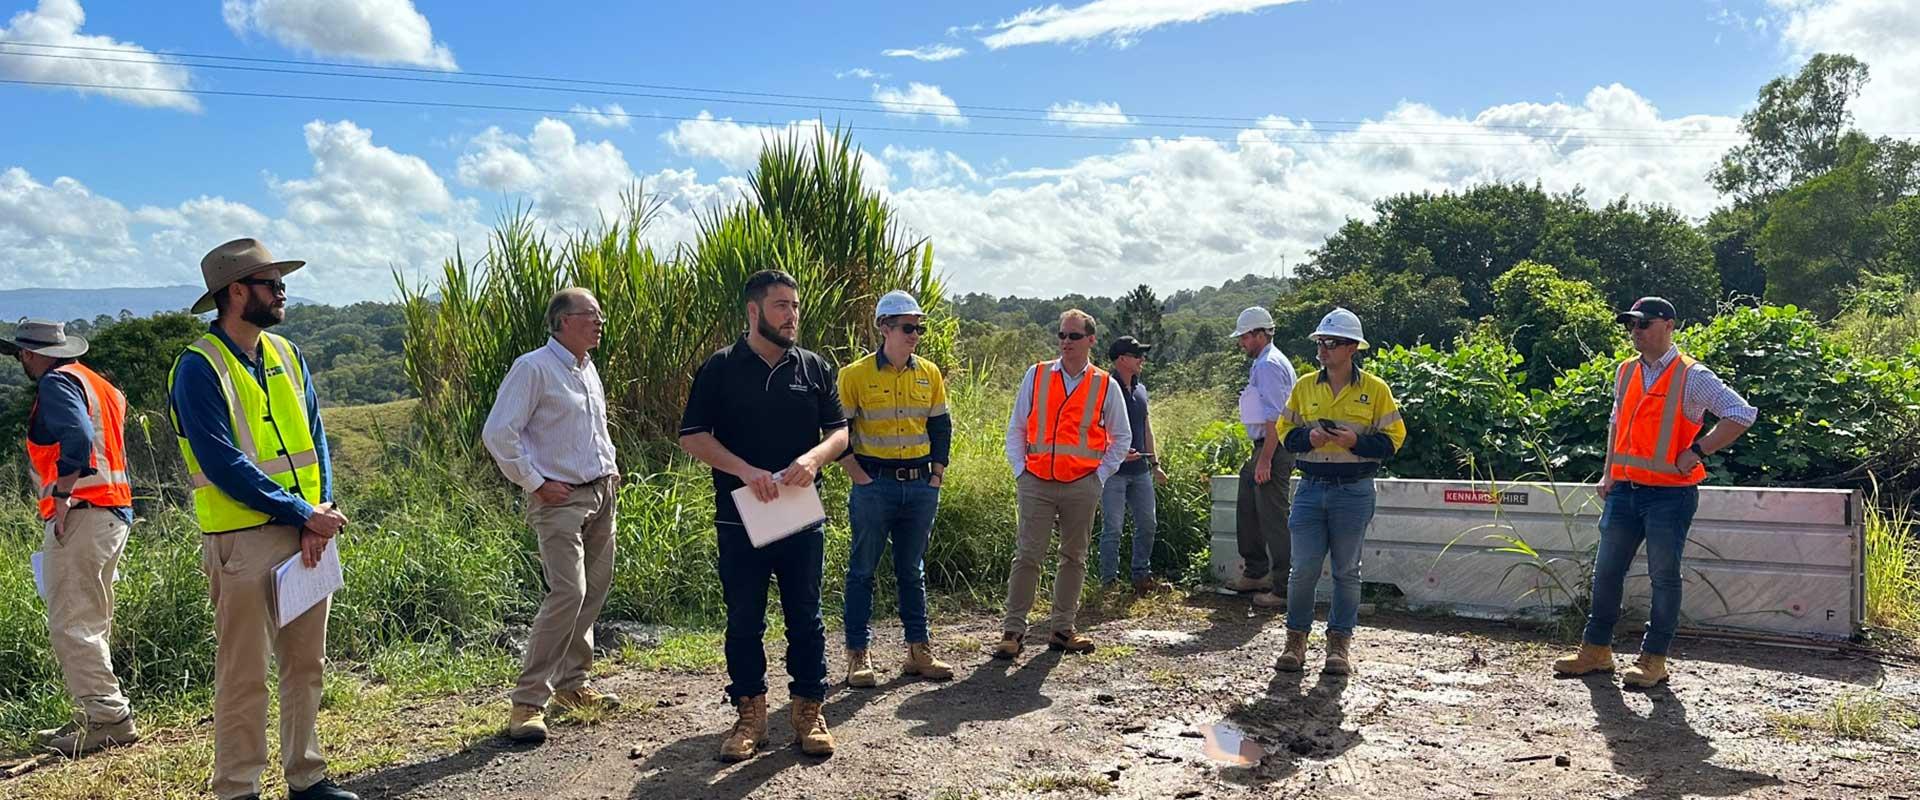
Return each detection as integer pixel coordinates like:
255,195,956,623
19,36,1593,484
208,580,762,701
1273,308,1405,677
1097,335,1169,595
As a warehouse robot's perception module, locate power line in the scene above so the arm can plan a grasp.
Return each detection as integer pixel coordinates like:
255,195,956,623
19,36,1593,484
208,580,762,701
0,39,1830,141
0,75,1749,150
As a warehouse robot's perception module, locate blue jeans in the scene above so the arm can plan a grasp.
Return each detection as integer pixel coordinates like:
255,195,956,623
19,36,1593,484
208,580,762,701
843,475,941,650
1582,483,1699,656
717,521,828,702
1285,478,1376,636
1098,470,1158,582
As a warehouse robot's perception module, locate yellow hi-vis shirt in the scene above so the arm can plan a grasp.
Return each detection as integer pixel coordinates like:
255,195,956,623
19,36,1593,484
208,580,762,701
1277,366,1407,475
838,350,948,462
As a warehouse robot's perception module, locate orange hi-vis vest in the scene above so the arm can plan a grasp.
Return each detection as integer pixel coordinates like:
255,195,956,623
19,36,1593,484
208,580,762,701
28,363,132,519
1607,352,1707,487
1023,359,1112,482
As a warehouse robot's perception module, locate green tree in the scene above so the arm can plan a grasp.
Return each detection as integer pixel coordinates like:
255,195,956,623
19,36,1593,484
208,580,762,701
1704,206,1768,300
1710,53,1871,206
1540,199,1721,320
1111,284,1167,350
1490,261,1619,388
1757,136,1920,316
1273,269,1470,350
84,313,205,409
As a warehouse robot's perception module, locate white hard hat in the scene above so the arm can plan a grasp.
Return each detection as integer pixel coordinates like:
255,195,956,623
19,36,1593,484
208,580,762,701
874,290,925,321
1309,307,1369,350
1230,306,1275,338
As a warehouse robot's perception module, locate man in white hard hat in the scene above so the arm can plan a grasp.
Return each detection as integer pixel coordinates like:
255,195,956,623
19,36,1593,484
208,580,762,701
836,290,955,688
1227,306,1297,608
1273,308,1406,676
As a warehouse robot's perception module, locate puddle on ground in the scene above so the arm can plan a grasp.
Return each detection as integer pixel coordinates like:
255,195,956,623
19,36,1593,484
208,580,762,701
1200,721,1265,766
1122,629,1200,647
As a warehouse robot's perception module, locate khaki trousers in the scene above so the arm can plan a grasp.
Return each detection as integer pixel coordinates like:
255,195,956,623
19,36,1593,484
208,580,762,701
511,478,618,708
202,524,330,800
1002,471,1101,636
42,507,131,724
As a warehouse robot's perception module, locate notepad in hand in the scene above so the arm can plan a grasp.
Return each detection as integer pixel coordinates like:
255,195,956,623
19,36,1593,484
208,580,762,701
731,474,827,548
274,540,344,628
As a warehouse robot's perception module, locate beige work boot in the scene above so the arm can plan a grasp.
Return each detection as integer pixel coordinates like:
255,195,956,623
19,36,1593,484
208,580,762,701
1622,654,1670,688
846,648,878,688
553,684,621,710
33,713,81,745
1049,629,1097,653
506,703,547,743
1275,629,1310,672
1225,575,1270,593
718,694,768,762
44,714,138,758
791,698,835,756
1251,590,1286,608
903,642,953,681
992,632,1025,660
1552,643,1616,676
1324,631,1355,676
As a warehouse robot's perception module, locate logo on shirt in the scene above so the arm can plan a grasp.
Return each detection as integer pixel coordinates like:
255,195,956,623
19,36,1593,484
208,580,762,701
1358,393,1369,404
266,366,287,378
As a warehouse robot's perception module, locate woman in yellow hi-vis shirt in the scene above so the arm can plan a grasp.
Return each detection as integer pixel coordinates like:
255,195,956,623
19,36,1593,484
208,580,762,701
1273,308,1406,677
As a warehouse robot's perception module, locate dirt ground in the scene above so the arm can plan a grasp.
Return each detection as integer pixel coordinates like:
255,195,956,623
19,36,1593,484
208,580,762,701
338,592,1920,800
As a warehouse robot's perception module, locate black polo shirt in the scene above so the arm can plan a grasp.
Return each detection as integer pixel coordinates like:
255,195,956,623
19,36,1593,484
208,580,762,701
679,335,846,524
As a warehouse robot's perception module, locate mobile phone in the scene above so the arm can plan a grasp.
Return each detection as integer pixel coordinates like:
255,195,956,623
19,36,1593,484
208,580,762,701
1318,419,1340,431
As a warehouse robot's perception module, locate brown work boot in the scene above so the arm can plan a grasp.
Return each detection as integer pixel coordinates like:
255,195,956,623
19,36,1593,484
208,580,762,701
43,714,138,758
992,632,1024,660
791,698,835,756
1132,575,1164,596
1622,654,1670,688
1552,643,1615,676
903,642,953,681
506,703,547,743
1324,631,1355,676
1049,629,1096,653
718,694,768,762
553,684,621,710
1275,629,1309,672
846,648,878,688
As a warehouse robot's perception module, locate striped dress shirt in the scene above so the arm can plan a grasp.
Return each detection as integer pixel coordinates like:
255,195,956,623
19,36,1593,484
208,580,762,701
1618,347,1760,426
483,338,619,493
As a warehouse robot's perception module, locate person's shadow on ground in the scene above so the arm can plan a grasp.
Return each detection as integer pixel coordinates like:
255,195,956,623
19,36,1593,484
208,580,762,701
628,696,835,800
1218,665,1359,788
1579,673,1783,800
895,647,1064,737
338,735,538,799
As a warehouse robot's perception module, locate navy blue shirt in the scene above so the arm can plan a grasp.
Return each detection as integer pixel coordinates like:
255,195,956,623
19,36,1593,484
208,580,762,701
1117,375,1152,476
168,326,332,530
28,362,133,522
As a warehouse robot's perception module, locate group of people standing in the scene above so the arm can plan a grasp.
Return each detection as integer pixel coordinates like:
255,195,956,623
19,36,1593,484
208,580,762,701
9,236,1756,791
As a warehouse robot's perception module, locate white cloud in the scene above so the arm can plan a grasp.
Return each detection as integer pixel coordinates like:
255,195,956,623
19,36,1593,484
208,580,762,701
835,67,885,80
887,84,1737,298
1047,100,1137,129
271,120,454,229
882,146,981,187
872,83,967,126
0,0,198,111
569,103,633,129
980,0,1309,49
222,0,457,69
457,118,640,232
1768,0,1920,131
661,112,894,188
881,43,967,61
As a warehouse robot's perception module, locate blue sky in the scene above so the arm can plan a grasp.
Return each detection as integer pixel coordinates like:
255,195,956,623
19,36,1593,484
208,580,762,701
3,0,1916,304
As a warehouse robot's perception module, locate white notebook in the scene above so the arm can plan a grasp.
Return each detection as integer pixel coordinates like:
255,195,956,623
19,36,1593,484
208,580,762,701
274,540,344,628
731,474,827,548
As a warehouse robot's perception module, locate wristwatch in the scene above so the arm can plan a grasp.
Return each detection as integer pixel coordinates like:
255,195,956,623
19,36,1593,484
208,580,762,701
1688,442,1707,459
50,489,71,499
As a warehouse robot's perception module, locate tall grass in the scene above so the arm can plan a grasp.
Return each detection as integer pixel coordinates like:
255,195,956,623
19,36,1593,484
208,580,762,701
1865,484,1920,635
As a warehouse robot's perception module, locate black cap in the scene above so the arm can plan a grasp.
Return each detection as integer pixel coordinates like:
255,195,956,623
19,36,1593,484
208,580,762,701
1108,335,1153,359
1616,296,1676,324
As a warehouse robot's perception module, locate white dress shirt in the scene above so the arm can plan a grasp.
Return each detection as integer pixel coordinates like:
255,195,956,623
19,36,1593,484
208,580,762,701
1004,360,1132,483
483,338,619,493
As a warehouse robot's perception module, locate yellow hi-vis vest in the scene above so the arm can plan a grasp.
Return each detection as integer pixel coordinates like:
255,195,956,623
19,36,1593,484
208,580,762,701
168,332,322,533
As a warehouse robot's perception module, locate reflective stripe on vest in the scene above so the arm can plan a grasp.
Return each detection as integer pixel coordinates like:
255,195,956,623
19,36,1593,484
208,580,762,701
28,363,133,519
1607,353,1707,486
169,332,323,533
1023,360,1111,481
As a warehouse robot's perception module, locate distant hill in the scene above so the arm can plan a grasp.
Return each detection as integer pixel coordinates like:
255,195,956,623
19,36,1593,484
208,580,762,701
0,286,316,323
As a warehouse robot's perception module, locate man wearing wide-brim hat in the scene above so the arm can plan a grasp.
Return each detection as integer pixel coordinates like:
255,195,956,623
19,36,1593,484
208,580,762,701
4,319,139,758
167,238,358,800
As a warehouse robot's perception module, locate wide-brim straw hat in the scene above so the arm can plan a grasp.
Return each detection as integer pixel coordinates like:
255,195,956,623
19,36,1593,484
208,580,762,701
192,238,304,314
0,318,88,358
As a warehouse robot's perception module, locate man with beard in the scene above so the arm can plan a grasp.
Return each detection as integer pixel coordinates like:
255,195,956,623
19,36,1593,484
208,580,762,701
484,288,622,742
169,239,356,800
679,270,848,761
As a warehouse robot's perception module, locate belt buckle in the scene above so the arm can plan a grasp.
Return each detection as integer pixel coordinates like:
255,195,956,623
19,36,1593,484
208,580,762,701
893,467,918,481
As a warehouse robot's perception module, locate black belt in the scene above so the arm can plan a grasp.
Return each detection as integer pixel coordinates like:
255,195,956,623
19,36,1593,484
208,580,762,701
1302,473,1370,485
858,459,932,481
1618,481,1697,491
568,475,615,489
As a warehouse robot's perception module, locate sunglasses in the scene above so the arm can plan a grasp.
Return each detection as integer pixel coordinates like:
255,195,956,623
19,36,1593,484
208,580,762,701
237,277,287,294
1314,338,1355,350
1057,331,1088,341
1622,318,1658,330
892,323,927,335
565,311,607,325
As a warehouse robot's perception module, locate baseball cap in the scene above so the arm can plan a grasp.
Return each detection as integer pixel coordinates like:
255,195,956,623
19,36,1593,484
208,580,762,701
1616,297,1676,324
1108,335,1153,359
